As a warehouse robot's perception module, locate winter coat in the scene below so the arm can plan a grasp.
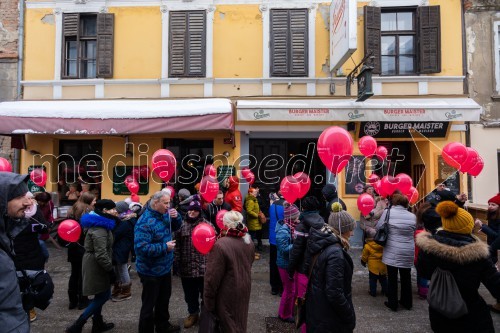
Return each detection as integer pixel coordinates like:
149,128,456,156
306,227,355,333
112,213,137,265
0,174,30,333
321,184,347,222
416,230,500,333
174,217,212,278
244,195,261,231
361,240,386,275
359,196,387,231
204,235,254,333
483,217,499,245
288,211,324,275
225,176,242,212
204,201,231,232
67,206,92,263
12,213,48,271
268,199,285,246
134,203,182,277
81,212,115,296
275,220,292,269
376,206,416,269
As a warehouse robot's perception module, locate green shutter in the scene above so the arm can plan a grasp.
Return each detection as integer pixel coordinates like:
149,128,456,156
418,6,441,74
364,6,381,74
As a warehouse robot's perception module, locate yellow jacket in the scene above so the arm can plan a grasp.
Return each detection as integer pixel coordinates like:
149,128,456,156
361,240,387,275
244,195,261,231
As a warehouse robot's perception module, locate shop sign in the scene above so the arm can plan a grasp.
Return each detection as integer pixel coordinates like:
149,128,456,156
330,0,357,71
359,121,450,138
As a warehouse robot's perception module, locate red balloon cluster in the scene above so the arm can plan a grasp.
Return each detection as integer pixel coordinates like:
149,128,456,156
57,219,81,243
192,223,216,254
279,172,311,203
241,168,255,185
151,149,176,182
30,168,47,187
370,173,419,204
442,142,484,177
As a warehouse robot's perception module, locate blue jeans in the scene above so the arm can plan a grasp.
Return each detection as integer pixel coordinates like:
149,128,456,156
80,289,111,321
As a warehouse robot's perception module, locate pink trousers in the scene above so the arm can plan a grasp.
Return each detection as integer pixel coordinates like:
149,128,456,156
295,272,308,333
278,268,295,319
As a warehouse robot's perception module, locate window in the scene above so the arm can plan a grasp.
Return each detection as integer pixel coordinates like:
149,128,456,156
62,13,114,79
364,6,440,75
270,9,308,77
169,11,206,78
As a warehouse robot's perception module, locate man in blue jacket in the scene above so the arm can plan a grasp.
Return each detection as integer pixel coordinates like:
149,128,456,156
134,191,182,333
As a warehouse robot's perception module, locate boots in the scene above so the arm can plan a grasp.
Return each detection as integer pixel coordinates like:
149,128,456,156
91,314,114,333
111,282,121,298
112,283,131,302
66,316,87,333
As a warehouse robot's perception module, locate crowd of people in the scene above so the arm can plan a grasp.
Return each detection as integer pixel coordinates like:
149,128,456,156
0,172,500,333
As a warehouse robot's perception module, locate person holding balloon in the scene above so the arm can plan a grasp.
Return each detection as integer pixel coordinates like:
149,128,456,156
204,190,231,234
173,200,213,329
65,199,117,333
359,185,388,244
245,187,263,257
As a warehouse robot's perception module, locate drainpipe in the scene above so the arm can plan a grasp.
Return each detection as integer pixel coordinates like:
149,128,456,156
461,0,472,201
13,0,25,174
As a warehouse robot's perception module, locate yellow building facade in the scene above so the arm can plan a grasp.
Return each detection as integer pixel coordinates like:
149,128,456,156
0,0,481,216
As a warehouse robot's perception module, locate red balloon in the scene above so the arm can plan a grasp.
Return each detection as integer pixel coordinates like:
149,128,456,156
127,180,140,194
280,176,301,203
245,171,255,185
442,142,468,170
317,126,353,174
192,223,216,254
358,136,377,158
395,173,413,194
357,193,375,216
132,167,140,180
165,185,175,198
380,176,398,196
139,165,150,180
204,164,217,178
216,209,228,231
293,172,311,199
468,156,484,177
57,219,81,243
30,169,47,187
151,149,176,182
406,186,419,205
460,147,479,173
0,157,12,172
375,146,388,160
131,193,140,202
200,175,219,202
373,180,387,197
124,175,135,184
241,168,251,179
367,173,380,185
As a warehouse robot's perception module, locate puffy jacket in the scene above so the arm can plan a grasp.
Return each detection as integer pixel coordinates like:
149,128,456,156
288,210,324,275
275,220,292,269
112,212,137,265
321,184,347,221
244,195,261,231
268,199,285,246
306,227,355,333
225,176,242,213
376,206,416,269
134,204,182,277
12,209,48,271
416,231,500,333
361,240,386,275
81,211,115,296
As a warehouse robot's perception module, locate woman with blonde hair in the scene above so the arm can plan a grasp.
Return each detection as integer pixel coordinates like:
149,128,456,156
203,211,254,332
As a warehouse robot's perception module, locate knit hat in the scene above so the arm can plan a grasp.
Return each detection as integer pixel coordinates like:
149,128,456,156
178,188,190,199
115,201,130,214
7,174,29,201
328,203,356,234
188,200,202,212
95,199,116,211
488,193,500,206
283,203,300,220
436,201,474,235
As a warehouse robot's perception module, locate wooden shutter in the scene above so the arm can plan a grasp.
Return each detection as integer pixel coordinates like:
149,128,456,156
169,12,187,77
187,11,206,77
62,13,79,78
96,13,114,78
270,9,289,76
364,6,381,74
418,6,441,74
290,9,308,76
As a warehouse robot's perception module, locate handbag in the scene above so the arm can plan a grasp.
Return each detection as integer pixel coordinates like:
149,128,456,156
427,267,468,319
16,269,54,311
258,211,267,224
198,304,220,333
293,252,320,329
374,206,391,246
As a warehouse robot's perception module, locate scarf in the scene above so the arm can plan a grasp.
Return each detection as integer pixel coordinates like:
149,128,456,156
219,225,249,239
284,218,299,238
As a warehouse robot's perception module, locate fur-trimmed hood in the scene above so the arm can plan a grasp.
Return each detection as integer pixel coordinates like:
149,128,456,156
80,211,116,230
415,230,490,265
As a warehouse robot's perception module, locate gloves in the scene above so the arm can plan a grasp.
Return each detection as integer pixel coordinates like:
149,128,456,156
360,259,367,267
32,223,48,233
108,270,117,285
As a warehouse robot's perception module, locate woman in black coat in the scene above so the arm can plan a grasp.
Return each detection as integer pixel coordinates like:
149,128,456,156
416,201,500,333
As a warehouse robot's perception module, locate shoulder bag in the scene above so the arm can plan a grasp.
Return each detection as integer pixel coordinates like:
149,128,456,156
294,252,320,329
374,206,391,246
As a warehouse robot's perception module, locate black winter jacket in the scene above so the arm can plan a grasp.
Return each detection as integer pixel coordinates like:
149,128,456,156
305,226,355,333
321,184,347,222
112,213,137,264
288,211,324,275
12,208,48,271
416,230,500,333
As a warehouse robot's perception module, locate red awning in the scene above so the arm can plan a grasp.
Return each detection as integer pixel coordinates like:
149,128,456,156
0,99,233,135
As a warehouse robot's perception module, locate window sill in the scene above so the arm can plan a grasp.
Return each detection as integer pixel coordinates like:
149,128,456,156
491,95,500,101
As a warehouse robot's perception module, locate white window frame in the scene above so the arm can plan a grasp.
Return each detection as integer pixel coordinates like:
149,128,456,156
494,20,500,94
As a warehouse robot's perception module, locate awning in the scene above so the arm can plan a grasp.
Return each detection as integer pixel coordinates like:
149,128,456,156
236,98,482,122
0,98,233,135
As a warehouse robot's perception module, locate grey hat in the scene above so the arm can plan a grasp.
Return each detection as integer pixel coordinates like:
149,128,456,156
115,201,130,214
178,188,191,199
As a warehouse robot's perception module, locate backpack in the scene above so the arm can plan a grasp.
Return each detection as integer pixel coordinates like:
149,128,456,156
427,267,468,319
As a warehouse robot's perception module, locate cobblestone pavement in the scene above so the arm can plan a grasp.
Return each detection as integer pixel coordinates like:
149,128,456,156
30,242,499,333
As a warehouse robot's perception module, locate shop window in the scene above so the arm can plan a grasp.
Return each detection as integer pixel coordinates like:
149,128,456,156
364,5,440,75
58,140,103,205
169,11,206,78
62,13,114,79
270,8,308,77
